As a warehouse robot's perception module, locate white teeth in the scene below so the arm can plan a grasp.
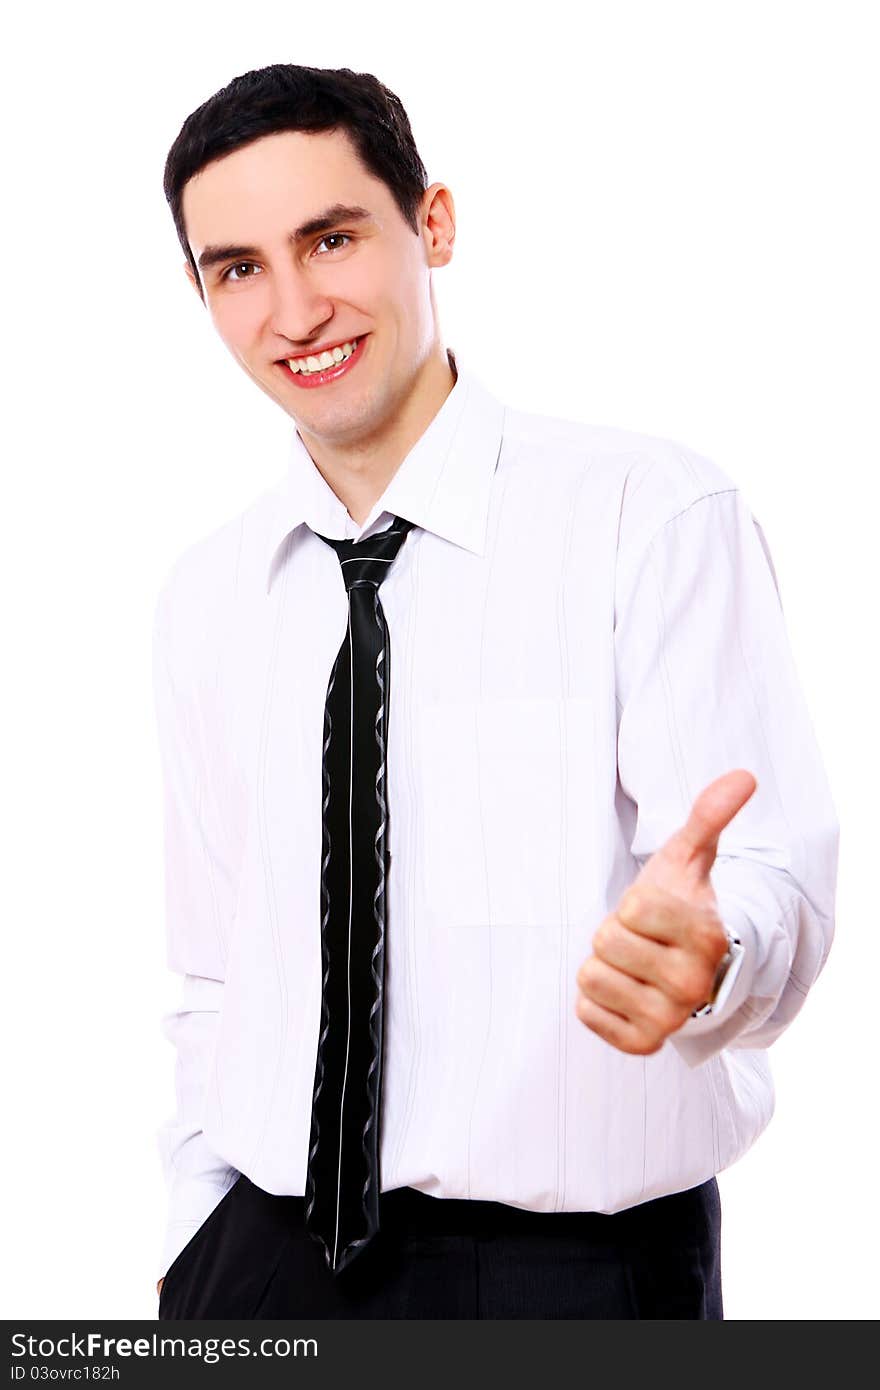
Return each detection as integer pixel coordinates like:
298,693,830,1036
287,339,359,375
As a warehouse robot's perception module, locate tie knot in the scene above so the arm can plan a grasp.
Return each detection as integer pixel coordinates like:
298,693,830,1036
315,517,417,593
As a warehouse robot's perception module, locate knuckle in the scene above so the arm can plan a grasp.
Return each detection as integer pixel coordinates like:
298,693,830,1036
640,995,680,1038
577,957,598,990
592,923,611,954
696,918,727,960
596,919,626,958
576,1000,606,1040
575,992,596,1021
631,1029,664,1056
670,964,711,1007
659,1003,682,1035
641,998,669,1031
617,890,642,926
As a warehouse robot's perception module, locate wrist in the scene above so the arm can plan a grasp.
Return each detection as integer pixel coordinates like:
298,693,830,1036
691,926,744,1019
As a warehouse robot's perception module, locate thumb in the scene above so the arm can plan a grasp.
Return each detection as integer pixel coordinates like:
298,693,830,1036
669,768,757,873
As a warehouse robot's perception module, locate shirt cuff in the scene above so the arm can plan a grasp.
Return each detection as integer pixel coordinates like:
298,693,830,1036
669,907,759,1068
158,1165,239,1285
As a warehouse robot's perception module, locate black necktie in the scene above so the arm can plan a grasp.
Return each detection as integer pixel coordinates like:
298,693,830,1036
304,515,416,1274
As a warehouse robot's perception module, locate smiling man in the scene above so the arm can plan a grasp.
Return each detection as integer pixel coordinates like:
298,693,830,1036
152,63,839,1320
182,125,456,521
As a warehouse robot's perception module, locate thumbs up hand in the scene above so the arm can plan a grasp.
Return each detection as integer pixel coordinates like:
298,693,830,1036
575,770,757,1055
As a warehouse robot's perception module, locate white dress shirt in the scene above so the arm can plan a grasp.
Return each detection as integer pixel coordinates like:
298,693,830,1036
152,349,839,1282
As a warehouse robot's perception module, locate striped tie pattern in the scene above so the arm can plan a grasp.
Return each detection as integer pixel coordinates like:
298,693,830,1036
304,516,417,1274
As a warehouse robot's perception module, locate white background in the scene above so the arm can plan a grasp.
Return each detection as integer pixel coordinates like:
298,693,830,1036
3,0,877,1321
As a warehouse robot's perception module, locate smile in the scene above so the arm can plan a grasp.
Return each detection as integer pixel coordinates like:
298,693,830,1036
280,335,367,388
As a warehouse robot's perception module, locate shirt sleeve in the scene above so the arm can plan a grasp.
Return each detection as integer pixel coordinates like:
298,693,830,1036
152,581,240,1284
614,485,839,1068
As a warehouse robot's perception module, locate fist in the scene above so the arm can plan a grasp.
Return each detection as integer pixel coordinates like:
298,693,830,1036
575,884,729,1054
574,769,756,1055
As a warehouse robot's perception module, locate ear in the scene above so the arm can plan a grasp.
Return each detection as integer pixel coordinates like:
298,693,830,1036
422,183,455,268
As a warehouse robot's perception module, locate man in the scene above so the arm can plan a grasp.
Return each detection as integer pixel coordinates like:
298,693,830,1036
152,63,838,1319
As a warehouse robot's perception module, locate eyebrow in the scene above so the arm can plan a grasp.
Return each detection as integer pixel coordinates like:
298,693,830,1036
196,203,374,272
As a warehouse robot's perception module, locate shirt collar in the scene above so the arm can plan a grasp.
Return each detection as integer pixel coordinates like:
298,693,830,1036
265,349,505,593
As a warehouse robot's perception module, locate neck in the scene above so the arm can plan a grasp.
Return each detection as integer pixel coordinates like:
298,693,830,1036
298,345,457,526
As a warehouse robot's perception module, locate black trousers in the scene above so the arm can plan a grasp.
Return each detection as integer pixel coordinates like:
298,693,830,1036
158,1174,722,1320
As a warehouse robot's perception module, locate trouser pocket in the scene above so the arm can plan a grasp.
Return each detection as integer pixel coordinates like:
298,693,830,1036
159,1174,291,1320
159,1175,244,1318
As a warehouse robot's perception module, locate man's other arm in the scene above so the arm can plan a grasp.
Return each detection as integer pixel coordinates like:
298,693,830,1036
152,578,240,1296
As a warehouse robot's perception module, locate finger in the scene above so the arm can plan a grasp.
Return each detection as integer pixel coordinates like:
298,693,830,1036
578,956,684,1035
667,768,757,872
615,885,692,946
617,889,728,981
593,914,677,983
574,992,664,1056
594,917,721,1009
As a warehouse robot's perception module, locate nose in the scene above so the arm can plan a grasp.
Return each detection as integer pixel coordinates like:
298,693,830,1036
268,260,335,349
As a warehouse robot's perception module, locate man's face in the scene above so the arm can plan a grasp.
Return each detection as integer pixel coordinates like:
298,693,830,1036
181,128,453,451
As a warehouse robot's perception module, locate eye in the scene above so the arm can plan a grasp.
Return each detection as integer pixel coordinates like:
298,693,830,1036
221,262,260,283
315,233,352,255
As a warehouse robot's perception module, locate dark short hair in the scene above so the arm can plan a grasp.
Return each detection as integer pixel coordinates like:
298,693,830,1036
163,63,430,296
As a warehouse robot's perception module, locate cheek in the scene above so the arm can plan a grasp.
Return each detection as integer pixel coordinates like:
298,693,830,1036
328,259,382,310
352,242,419,306
209,294,265,350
